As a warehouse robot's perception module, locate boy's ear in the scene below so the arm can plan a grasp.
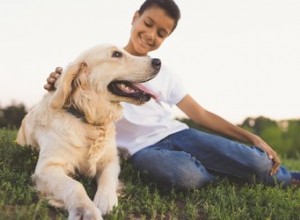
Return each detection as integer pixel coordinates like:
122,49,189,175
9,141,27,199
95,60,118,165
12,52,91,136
132,11,140,24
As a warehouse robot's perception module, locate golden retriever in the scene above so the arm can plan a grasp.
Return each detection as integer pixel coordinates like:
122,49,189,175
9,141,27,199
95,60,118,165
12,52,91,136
16,44,161,220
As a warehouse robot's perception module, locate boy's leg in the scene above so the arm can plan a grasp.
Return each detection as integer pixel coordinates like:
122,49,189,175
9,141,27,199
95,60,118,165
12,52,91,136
169,128,292,186
131,138,216,189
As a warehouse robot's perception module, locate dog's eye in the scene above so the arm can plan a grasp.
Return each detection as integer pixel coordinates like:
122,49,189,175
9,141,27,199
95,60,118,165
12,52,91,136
112,51,123,58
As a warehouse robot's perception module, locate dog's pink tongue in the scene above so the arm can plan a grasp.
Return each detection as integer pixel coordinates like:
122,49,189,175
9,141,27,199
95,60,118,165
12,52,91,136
134,83,158,100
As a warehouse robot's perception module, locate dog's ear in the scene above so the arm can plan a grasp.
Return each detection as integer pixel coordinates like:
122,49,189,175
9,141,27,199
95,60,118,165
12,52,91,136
50,62,88,109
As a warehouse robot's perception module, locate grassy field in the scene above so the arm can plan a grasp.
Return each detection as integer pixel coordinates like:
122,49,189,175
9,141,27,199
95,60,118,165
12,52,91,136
1,128,300,220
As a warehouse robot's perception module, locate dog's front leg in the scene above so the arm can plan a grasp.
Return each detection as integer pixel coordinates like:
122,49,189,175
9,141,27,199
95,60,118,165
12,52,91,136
33,161,103,220
93,156,120,216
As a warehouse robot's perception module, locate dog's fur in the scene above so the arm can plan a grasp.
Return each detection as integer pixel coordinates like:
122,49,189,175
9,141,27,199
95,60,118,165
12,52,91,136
17,44,160,220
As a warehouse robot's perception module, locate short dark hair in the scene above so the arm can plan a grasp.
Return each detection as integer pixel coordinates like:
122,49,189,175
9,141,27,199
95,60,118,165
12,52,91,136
138,0,181,32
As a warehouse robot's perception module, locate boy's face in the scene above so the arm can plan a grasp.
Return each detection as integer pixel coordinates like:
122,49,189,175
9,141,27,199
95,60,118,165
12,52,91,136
126,6,175,56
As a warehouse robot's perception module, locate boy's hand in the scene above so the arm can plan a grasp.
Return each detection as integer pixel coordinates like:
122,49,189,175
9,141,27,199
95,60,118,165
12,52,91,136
252,135,281,176
43,67,63,91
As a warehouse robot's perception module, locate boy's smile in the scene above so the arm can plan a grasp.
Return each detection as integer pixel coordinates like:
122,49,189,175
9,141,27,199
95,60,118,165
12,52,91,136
125,6,175,56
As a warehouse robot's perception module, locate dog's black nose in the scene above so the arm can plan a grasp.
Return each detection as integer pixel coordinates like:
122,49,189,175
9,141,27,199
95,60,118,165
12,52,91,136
152,58,161,70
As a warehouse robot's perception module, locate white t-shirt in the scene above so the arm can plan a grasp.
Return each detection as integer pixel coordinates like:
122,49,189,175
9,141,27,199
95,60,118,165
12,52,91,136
116,65,189,155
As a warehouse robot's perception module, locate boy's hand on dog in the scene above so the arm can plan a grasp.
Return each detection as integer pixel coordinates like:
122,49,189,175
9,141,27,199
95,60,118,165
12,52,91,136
44,67,62,91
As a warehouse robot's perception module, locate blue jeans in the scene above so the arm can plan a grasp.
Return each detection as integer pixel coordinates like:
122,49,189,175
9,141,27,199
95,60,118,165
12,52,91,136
131,128,292,189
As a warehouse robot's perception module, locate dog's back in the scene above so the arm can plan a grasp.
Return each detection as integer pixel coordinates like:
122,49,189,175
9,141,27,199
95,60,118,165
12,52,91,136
16,94,53,148
17,94,68,148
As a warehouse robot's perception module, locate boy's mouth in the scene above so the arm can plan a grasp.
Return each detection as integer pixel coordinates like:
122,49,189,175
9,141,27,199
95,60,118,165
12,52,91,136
140,36,154,49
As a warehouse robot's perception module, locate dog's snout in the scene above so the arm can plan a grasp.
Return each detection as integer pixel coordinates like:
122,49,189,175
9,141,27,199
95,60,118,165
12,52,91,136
151,58,161,70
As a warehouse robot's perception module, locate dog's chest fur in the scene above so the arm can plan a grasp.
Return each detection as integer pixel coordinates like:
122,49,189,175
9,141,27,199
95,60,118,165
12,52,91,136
50,113,117,176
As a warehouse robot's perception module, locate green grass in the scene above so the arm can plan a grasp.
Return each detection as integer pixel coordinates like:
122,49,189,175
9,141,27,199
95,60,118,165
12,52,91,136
1,128,300,220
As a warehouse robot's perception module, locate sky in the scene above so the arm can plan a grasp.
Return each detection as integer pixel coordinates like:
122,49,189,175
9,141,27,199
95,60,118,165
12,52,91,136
0,0,299,124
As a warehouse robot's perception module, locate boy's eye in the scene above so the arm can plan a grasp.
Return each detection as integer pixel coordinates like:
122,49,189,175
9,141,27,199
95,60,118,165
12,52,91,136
158,30,167,38
144,21,152,27
112,51,123,58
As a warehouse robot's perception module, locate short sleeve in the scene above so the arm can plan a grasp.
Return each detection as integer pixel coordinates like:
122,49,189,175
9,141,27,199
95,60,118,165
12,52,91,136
159,65,188,105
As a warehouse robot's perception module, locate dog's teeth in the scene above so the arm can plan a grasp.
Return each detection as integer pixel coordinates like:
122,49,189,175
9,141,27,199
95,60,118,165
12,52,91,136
119,83,135,93
120,83,129,91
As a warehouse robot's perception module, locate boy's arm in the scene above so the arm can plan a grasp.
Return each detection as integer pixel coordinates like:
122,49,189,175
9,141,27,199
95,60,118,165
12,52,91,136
177,94,281,176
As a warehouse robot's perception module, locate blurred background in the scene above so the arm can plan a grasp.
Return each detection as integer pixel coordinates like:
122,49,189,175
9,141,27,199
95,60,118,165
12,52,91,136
0,0,299,124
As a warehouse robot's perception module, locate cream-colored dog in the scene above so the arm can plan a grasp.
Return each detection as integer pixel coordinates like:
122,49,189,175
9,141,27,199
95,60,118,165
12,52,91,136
17,44,161,220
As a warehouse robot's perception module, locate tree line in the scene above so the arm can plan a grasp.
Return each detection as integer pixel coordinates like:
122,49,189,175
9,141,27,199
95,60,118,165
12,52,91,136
0,103,27,129
0,103,299,158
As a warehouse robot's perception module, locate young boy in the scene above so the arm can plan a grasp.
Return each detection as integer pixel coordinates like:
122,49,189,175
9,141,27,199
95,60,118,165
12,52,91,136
45,0,300,188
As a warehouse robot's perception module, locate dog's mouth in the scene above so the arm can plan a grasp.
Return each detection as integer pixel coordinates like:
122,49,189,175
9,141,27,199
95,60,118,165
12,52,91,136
108,80,158,102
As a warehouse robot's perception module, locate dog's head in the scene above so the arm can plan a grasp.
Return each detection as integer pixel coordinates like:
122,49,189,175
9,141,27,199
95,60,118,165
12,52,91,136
50,44,161,111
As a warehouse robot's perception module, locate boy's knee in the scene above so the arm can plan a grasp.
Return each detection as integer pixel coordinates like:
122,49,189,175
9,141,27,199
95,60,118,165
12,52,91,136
252,156,272,177
243,147,272,178
249,155,291,186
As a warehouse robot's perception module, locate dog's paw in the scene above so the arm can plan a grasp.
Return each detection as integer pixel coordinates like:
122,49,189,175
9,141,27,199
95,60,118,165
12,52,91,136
68,204,103,220
94,190,118,216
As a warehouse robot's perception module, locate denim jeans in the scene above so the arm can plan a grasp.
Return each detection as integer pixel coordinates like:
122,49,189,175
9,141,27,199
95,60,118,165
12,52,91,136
131,128,292,189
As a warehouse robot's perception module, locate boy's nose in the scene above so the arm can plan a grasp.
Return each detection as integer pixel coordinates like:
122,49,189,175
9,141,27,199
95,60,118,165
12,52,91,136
145,31,155,42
